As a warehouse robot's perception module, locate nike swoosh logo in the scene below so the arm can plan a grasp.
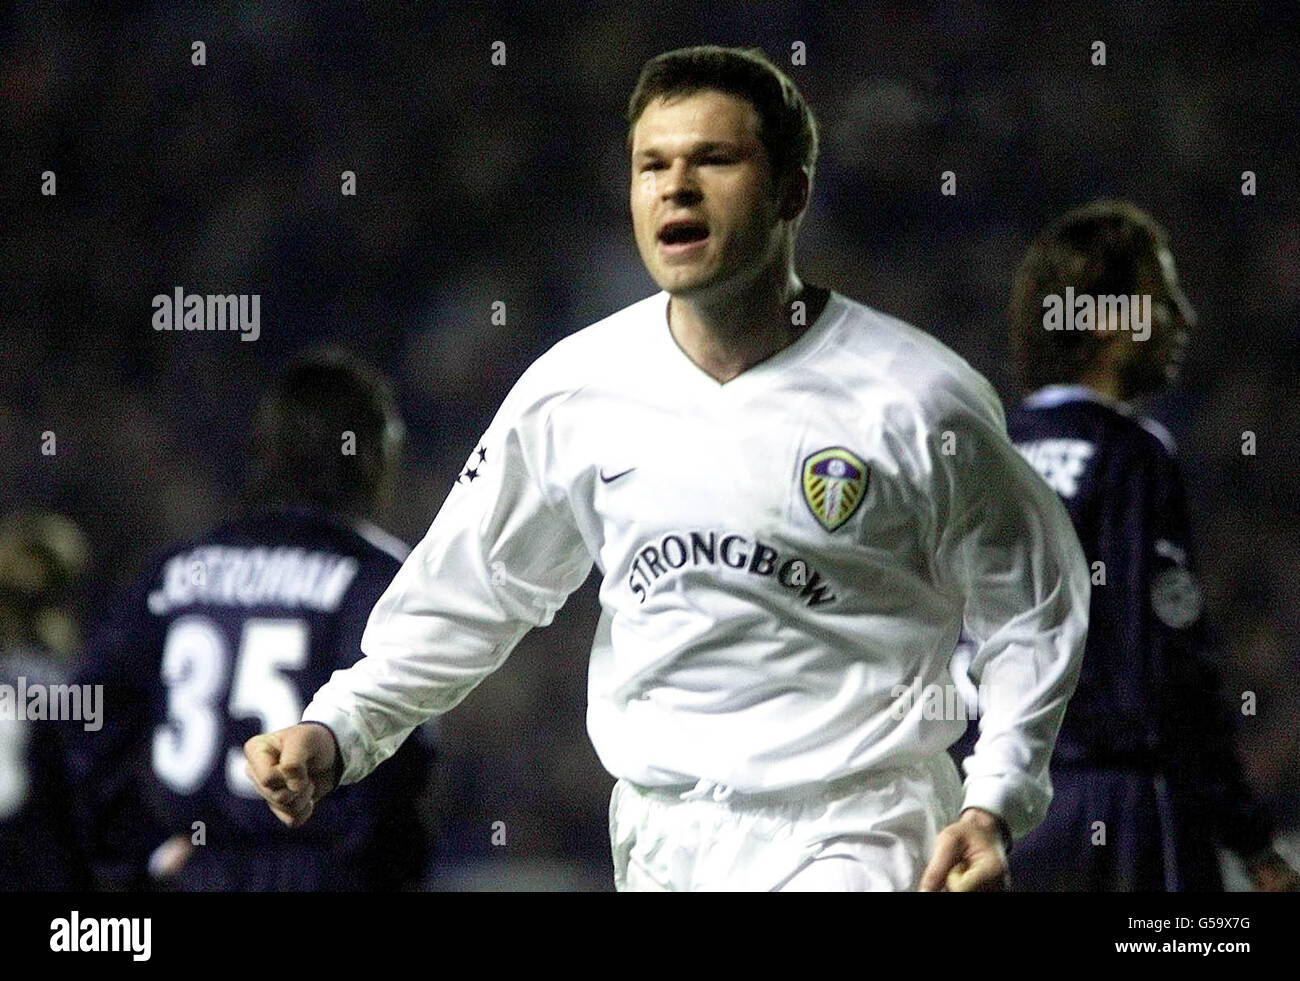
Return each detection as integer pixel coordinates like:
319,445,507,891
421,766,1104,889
599,467,637,483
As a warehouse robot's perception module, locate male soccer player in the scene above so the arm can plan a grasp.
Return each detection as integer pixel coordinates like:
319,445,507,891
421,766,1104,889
246,46,1089,891
989,198,1297,891
72,351,435,890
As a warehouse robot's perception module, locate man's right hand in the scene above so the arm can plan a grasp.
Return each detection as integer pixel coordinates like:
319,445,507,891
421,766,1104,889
243,723,339,828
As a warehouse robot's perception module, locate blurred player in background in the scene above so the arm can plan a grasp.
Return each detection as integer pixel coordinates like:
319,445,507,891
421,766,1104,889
962,198,1297,891
71,350,436,891
246,46,1091,892
0,512,92,890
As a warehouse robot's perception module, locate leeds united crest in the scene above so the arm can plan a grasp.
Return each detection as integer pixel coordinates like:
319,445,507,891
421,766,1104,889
802,447,868,532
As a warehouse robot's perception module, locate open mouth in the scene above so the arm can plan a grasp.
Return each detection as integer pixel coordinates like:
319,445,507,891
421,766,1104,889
657,220,709,251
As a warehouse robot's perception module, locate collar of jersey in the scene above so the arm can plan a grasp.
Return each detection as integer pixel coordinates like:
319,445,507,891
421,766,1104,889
1023,383,1134,416
656,289,844,392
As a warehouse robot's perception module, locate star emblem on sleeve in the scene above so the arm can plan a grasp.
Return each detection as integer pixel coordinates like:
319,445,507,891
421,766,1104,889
457,444,488,484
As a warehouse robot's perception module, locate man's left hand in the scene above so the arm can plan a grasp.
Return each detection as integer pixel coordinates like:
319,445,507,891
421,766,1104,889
919,807,1010,892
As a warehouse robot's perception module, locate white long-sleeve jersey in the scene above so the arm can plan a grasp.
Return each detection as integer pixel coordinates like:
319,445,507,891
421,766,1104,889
303,290,1089,839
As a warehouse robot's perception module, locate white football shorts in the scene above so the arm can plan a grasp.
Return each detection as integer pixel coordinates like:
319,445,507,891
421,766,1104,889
609,754,964,891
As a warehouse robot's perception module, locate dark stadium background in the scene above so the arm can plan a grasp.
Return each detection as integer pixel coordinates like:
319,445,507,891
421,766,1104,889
2,2,1296,889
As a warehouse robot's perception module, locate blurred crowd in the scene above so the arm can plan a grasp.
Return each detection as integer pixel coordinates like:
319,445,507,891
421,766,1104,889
2,2,1296,887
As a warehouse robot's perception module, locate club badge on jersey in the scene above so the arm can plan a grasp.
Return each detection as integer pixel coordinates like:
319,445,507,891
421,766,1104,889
801,447,869,532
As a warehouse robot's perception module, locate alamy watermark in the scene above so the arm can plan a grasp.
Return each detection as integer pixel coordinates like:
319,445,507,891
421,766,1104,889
1042,287,1151,341
50,911,151,961
0,677,102,731
889,675,995,722
151,287,260,341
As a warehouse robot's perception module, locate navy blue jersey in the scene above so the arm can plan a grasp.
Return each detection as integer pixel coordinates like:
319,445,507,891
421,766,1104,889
69,507,436,891
982,385,1272,888
0,651,92,890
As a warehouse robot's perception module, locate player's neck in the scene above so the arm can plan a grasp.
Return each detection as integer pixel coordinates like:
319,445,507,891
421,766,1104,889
1076,363,1123,401
667,271,826,384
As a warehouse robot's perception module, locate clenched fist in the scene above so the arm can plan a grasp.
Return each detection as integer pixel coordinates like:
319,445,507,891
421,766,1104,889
243,722,339,828
918,807,1011,892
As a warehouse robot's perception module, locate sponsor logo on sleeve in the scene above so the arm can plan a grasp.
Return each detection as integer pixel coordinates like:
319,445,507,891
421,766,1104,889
1151,564,1203,629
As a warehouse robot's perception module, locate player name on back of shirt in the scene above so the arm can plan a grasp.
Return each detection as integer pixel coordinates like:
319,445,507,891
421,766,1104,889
146,545,359,615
